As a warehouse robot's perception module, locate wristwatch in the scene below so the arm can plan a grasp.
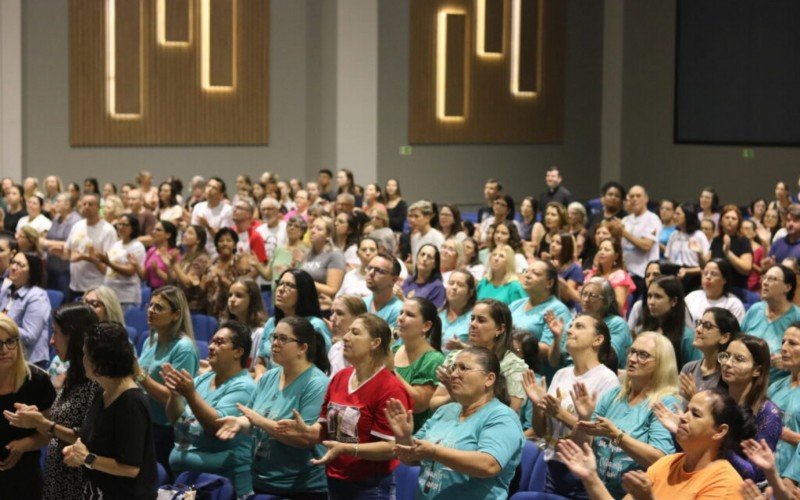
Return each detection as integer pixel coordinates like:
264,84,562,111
84,452,97,469
612,430,626,446
135,370,147,383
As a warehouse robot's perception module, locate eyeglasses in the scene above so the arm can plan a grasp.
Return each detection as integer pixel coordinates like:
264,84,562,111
762,276,783,284
367,265,391,276
148,302,172,313
447,363,488,376
210,337,229,347
272,334,299,345
628,348,654,363
695,319,719,331
717,352,751,366
276,281,298,291
580,291,601,301
0,338,18,351
115,222,131,228
84,299,103,308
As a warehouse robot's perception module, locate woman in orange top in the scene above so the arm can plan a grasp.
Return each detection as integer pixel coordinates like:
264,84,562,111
557,388,751,499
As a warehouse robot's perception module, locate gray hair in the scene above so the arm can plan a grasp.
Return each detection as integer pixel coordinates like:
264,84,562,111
584,276,620,317
409,200,434,216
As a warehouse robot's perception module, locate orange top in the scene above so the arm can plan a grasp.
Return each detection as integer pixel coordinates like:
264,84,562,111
646,453,744,500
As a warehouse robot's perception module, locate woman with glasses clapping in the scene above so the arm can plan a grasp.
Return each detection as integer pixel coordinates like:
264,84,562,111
678,307,740,402
254,269,331,378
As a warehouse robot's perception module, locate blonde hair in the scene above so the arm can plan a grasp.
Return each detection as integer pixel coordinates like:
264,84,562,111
85,286,126,326
150,286,195,345
616,332,679,408
485,244,518,284
443,238,467,269
18,226,41,253
103,195,124,219
0,314,31,391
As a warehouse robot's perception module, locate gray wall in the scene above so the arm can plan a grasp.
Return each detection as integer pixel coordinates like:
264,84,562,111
377,0,605,207
23,0,320,188
621,0,800,205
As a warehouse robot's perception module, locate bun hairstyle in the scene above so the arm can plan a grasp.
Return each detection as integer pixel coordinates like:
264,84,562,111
461,346,509,405
705,387,756,456
406,297,442,351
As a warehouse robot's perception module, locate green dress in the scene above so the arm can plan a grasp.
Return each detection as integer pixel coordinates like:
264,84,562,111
394,348,445,431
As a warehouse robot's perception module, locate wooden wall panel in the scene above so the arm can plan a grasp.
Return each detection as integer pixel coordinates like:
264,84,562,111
70,0,269,146
208,0,234,88
409,0,565,144
444,14,467,118
113,0,142,115
164,0,191,43
517,0,539,93
484,0,504,54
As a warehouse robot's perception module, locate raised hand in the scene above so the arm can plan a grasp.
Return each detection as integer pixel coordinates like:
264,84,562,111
276,409,311,439
576,416,619,439
435,365,453,394
678,372,697,400
62,437,89,468
740,479,772,500
521,370,547,405
162,368,195,397
556,439,597,481
652,401,680,435
310,440,349,466
541,388,563,418
3,402,45,429
384,398,413,443
570,382,597,420
544,310,564,338
741,438,776,472
621,470,655,500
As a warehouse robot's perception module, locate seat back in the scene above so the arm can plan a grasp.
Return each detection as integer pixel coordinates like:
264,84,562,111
125,308,148,335
395,463,420,500
196,340,209,360
518,440,541,492
191,314,219,342
46,289,64,309
140,285,152,309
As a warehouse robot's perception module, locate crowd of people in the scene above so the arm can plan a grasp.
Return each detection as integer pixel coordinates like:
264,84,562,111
0,168,798,498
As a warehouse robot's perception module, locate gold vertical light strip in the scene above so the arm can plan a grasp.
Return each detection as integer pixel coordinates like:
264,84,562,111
157,0,192,47
476,0,502,58
436,10,467,122
201,0,236,92
510,0,540,97
105,0,141,119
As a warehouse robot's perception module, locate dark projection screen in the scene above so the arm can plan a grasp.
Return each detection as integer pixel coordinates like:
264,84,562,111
675,0,800,145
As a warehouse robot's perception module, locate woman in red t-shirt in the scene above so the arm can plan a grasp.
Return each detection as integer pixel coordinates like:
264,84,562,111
277,313,412,499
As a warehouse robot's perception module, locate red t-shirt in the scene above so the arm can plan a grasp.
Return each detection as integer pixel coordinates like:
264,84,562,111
319,366,412,481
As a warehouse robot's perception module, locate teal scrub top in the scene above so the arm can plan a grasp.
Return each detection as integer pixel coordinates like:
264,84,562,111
363,294,403,328
250,366,329,493
604,315,632,368
592,387,678,499
257,316,332,361
169,369,256,496
476,279,526,305
138,334,199,425
768,377,800,471
509,296,572,377
742,302,800,382
439,310,471,354
414,399,524,500
681,325,702,365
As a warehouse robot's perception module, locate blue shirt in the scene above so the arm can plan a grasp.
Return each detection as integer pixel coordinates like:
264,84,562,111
363,294,403,328
414,399,524,499
476,279,526,305
509,295,572,376
604,315,632,368
742,302,800,382
769,377,800,471
256,316,332,361
769,235,800,262
402,278,446,309
592,387,678,499
0,284,51,365
138,334,200,425
250,366,328,493
169,370,255,496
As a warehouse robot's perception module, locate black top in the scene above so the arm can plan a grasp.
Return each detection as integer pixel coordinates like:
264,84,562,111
80,388,158,500
476,205,494,224
3,208,27,234
0,366,56,481
387,199,408,233
540,185,572,207
710,235,752,290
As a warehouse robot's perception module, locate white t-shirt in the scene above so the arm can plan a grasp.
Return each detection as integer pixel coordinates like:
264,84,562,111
622,211,662,277
665,230,709,267
543,364,620,461
16,213,53,234
103,239,146,304
684,290,746,323
328,341,349,378
190,201,233,257
337,268,370,298
66,219,118,292
410,227,445,264
344,244,359,268
255,221,288,260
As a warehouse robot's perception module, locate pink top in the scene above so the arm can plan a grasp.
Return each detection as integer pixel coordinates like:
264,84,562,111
586,267,636,317
144,246,173,289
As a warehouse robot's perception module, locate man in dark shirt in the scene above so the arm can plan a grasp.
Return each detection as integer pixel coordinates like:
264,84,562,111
540,167,571,207
3,184,27,233
767,204,800,263
318,169,337,202
476,178,502,223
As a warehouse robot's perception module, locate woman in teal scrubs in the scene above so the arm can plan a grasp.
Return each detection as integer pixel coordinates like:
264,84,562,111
439,270,476,353
164,321,256,496
768,323,800,474
135,286,199,477
217,317,330,498
385,346,525,500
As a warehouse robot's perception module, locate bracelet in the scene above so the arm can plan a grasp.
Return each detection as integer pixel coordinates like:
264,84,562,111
47,421,57,437
135,371,147,383
613,430,626,446
353,443,359,457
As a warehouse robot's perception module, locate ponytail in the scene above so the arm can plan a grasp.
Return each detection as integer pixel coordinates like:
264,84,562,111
408,297,443,351
312,330,331,374
593,319,618,372
278,317,331,374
